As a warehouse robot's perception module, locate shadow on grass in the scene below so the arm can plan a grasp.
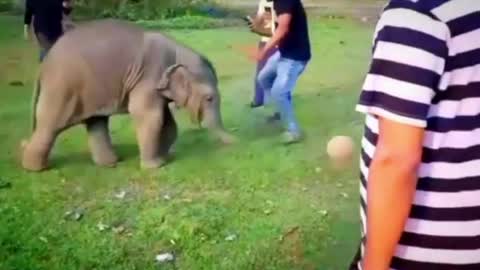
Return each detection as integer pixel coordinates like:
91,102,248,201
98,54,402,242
50,143,140,169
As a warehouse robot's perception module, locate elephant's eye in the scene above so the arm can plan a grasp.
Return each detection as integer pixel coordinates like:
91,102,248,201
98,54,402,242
206,96,214,102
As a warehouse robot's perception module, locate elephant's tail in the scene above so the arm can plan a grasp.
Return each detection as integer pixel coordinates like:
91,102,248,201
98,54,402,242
30,76,41,132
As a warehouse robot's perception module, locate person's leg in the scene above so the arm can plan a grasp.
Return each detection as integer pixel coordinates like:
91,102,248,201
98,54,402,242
257,50,282,122
251,41,267,108
252,44,280,108
257,50,280,104
270,57,308,143
35,32,54,62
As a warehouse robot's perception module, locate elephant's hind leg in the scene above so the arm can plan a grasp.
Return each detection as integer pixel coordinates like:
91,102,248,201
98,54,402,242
159,104,178,157
85,116,118,167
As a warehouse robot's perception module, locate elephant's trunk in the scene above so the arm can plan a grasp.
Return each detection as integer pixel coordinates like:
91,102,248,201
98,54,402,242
202,101,236,144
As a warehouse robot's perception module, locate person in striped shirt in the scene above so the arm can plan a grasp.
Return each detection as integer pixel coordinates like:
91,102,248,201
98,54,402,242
350,0,480,269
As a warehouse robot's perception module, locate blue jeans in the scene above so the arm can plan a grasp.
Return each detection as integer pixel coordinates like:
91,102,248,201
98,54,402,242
39,48,48,62
257,51,308,134
35,32,56,62
252,41,278,106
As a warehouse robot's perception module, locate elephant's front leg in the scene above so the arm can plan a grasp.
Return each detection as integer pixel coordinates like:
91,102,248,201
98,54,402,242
85,116,118,167
159,103,178,157
129,90,166,169
22,128,59,171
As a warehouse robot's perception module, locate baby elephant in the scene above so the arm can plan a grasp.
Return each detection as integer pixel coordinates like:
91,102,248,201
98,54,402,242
21,19,235,172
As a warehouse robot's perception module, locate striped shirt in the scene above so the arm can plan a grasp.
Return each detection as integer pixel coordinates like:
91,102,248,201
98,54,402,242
352,0,480,269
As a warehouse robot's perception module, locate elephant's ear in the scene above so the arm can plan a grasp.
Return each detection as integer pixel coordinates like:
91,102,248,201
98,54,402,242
157,64,191,107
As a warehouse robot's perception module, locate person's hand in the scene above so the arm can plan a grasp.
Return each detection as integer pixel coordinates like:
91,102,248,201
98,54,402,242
256,47,267,62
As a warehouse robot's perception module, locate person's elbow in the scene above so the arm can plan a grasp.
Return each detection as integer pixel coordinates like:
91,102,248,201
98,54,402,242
373,146,422,174
275,25,289,40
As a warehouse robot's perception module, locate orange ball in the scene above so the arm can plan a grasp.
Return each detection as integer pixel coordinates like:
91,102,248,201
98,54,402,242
326,136,355,168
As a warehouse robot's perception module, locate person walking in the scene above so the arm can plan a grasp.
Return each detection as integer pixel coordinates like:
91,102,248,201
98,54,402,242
24,0,73,62
248,0,278,108
351,0,480,269
256,0,311,144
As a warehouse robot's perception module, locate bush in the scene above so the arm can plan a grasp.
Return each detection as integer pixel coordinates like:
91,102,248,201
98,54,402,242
136,15,242,30
0,0,12,12
73,0,226,21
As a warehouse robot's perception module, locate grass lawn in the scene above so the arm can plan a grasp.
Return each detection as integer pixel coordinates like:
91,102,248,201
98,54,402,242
0,14,373,270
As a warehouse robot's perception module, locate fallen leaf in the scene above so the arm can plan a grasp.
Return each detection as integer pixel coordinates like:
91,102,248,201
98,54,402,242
279,226,300,242
8,80,24,86
114,190,127,200
97,222,110,232
113,225,126,234
64,209,84,221
155,252,175,263
225,233,237,241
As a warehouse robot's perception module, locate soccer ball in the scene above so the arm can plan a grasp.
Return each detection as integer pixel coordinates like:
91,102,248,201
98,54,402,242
326,136,355,168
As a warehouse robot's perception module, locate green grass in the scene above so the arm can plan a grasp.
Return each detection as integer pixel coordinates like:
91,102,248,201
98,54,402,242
0,14,373,270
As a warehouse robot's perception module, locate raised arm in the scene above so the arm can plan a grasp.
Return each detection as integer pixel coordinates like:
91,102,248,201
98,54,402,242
256,0,292,61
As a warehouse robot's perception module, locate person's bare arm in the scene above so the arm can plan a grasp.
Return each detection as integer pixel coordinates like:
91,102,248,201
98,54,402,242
363,117,424,270
257,13,291,60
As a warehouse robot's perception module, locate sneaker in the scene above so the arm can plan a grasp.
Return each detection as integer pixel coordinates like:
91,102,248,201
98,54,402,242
282,131,303,144
249,101,264,108
266,112,281,123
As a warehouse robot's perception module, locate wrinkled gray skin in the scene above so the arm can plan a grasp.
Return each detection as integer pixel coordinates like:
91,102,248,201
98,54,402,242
21,19,235,172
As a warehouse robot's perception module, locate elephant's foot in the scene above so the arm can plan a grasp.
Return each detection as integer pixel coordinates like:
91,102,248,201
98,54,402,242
93,152,118,168
21,144,49,172
140,157,167,169
217,131,237,145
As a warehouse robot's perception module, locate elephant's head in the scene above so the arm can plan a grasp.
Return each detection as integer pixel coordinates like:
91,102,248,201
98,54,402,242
157,63,236,144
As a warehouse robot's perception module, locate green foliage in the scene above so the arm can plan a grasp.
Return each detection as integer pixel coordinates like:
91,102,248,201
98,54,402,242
0,0,12,12
1,0,233,22
73,0,223,21
137,15,241,30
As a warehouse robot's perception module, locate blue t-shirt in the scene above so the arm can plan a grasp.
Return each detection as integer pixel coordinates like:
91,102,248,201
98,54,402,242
274,0,311,61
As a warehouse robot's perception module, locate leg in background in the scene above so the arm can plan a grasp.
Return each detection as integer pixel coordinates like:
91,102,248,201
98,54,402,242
257,50,282,122
251,41,267,108
35,32,55,62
